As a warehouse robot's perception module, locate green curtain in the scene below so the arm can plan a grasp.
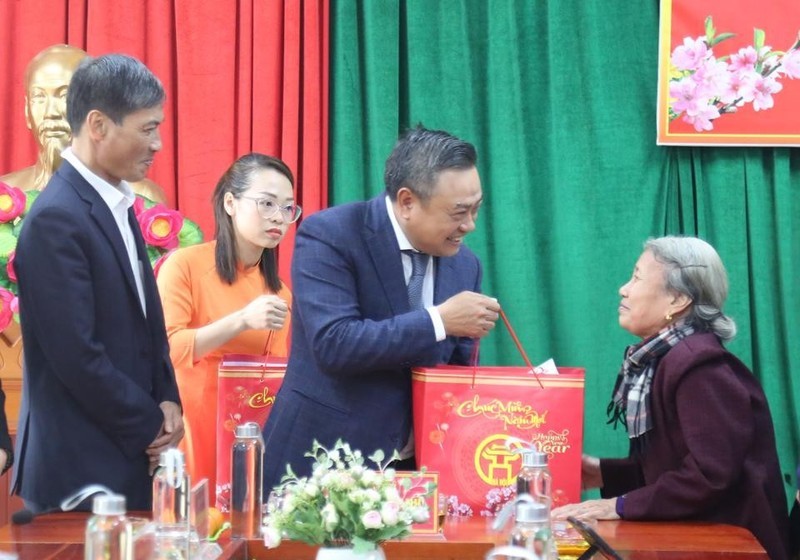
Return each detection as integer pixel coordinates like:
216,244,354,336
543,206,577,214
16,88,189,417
330,0,800,499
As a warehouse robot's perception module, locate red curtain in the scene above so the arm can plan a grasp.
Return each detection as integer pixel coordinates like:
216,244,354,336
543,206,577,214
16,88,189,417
0,0,329,281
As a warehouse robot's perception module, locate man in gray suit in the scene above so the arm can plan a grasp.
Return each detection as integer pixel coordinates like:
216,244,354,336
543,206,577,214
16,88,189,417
263,126,500,490
13,54,182,511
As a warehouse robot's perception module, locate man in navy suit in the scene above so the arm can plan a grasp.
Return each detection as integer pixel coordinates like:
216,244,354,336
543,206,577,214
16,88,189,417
12,54,183,511
263,126,500,491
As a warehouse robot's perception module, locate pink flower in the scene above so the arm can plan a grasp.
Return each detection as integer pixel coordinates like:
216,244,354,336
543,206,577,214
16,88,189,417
729,46,758,72
152,250,175,279
751,74,783,111
361,510,384,529
0,182,27,223
719,70,756,105
133,196,146,216
669,77,704,115
693,57,731,96
682,103,721,132
380,502,400,525
671,36,709,71
6,251,16,284
137,204,184,249
0,288,15,332
780,49,800,79
668,18,798,132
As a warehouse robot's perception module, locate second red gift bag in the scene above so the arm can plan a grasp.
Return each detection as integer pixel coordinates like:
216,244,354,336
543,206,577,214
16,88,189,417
216,354,285,510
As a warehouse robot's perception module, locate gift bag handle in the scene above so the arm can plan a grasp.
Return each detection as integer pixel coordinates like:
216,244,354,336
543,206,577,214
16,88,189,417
469,309,543,389
256,302,290,379
259,303,290,358
256,329,276,381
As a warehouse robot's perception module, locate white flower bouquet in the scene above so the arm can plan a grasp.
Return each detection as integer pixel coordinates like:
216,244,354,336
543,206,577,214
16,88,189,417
263,440,433,553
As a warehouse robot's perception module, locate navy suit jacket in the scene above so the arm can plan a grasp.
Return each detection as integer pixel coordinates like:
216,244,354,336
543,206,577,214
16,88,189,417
12,161,180,510
262,195,481,490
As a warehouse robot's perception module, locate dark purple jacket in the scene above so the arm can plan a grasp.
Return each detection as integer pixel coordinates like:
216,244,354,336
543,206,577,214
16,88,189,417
600,333,789,560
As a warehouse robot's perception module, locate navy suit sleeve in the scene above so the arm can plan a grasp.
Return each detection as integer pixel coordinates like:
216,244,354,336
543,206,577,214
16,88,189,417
291,216,443,377
17,205,163,456
155,350,181,405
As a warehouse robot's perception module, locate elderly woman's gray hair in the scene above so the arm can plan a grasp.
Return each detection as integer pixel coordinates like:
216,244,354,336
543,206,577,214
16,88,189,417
645,236,736,341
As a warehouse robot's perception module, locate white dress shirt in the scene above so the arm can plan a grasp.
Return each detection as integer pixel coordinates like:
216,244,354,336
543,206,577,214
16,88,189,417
385,196,446,341
61,148,147,316
386,195,448,461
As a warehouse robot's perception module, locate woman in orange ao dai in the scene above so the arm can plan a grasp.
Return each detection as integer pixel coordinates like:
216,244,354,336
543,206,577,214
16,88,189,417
157,153,300,500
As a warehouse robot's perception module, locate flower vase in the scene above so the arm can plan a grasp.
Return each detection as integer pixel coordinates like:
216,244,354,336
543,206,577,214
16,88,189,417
315,545,386,560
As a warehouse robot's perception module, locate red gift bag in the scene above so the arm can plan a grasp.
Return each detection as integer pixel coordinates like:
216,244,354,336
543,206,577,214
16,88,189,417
215,353,285,510
412,312,585,516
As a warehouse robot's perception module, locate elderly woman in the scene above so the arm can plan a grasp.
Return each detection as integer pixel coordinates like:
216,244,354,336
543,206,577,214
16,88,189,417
553,236,789,560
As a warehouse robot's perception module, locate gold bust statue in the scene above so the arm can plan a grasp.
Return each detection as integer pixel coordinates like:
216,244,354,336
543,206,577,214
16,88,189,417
0,44,166,203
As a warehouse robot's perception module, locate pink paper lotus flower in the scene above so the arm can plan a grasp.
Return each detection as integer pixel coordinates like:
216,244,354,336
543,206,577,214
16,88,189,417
137,204,184,250
0,183,27,223
133,196,146,216
0,288,16,332
0,193,203,334
6,252,16,284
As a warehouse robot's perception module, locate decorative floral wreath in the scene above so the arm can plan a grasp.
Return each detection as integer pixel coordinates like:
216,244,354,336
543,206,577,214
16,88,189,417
0,181,203,333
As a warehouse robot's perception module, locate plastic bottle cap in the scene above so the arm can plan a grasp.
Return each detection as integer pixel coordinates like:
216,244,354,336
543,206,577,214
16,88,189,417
515,501,548,523
521,450,548,467
92,494,126,516
159,447,185,467
235,422,261,438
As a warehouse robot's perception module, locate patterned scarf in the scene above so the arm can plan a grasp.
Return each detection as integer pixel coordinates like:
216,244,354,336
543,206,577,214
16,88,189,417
607,322,695,444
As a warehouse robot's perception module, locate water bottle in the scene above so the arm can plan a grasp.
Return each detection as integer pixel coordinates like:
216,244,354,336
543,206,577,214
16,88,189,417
508,500,557,560
84,494,133,560
231,421,264,539
152,448,194,557
516,449,552,511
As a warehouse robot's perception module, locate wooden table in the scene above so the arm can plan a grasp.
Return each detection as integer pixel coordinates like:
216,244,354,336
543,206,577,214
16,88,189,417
595,519,767,558
0,512,767,559
0,512,246,559
249,516,768,560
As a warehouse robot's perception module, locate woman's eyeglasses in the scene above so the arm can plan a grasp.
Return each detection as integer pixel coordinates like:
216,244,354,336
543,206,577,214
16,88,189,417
239,196,302,223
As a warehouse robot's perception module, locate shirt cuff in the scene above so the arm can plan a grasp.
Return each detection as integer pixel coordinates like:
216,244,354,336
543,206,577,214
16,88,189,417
615,494,626,519
426,307,447,342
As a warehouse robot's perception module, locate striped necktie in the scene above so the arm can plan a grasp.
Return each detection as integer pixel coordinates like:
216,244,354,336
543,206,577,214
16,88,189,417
405,251,429,310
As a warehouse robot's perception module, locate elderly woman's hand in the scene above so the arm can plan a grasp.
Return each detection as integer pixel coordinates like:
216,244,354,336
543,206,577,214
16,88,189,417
551,498,619,521
581,454,603,490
